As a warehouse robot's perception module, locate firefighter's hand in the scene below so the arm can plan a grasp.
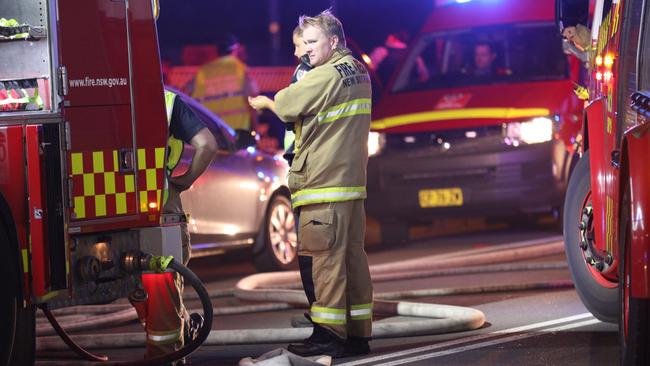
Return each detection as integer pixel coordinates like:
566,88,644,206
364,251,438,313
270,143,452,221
169,175,193,192
248,95,272,111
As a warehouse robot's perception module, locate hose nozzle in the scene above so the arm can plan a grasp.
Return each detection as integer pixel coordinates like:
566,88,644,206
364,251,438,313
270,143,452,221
120,251,174,273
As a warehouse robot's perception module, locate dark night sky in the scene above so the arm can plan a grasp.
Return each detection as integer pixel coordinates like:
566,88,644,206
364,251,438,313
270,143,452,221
157,0,434,66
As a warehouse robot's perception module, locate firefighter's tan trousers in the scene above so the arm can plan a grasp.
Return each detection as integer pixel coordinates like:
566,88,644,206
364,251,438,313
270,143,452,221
141,186,190,359
298,199,373,340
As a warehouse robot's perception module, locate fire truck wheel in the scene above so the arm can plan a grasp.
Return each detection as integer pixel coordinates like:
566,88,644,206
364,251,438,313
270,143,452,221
0,226,35,366
253,194,298,272
563,150,618,322
618,180,650,365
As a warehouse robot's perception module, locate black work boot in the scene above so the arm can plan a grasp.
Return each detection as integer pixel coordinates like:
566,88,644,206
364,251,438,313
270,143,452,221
183,312,204,344
288,326,346,358
344,337,371,356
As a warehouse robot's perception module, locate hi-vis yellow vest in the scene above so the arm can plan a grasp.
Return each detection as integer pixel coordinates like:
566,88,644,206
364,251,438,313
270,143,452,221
163,90,184,204
192,55,250,130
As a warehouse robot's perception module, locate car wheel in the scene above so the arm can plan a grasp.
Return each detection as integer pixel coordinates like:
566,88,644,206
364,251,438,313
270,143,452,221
0,224,35,366
253,194,298,272
563,150,618,322
618,179,650,365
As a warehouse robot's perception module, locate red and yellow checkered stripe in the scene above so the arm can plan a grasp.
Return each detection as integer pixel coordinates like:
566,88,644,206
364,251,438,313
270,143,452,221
70,147,166,220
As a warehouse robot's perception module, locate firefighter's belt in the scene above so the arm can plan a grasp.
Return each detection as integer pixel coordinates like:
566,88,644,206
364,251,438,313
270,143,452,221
162,213,189,225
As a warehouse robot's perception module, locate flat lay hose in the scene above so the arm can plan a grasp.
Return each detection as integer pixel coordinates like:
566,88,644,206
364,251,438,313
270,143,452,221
36,237,568,354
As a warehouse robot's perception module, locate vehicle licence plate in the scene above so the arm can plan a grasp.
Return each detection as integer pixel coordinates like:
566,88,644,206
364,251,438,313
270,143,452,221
418,188,463,208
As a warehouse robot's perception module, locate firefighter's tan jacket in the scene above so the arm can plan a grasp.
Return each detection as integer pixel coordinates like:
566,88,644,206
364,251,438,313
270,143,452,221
274,49,372,208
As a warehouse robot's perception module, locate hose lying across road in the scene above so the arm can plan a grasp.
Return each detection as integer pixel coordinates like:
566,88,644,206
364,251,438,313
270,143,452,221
36,236,568,353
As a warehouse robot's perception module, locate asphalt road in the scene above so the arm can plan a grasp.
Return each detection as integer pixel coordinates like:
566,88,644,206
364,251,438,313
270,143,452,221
35,227,619,366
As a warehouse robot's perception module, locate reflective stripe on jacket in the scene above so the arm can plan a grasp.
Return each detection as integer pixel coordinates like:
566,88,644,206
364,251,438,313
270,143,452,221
164,90,183,172
274,49,372,208
163,90,184,205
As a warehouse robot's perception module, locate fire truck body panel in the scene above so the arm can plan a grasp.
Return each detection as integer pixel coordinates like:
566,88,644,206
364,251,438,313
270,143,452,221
559,2,650,356
0,125,31,300
625,126,650,298
58,0,168,231
1,0,177,316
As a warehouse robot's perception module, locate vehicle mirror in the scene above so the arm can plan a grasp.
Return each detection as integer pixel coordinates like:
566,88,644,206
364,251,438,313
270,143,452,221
235,129,257,150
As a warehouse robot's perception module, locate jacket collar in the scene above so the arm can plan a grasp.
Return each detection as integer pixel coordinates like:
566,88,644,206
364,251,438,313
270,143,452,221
323,48,351,66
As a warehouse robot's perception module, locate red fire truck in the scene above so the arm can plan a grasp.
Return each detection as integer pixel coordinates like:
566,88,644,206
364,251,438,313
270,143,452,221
366,0,584,242
1,1,210,365
557,0,649,364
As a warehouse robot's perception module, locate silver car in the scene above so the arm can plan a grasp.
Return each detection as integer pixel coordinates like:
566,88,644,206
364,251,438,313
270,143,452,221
171,89,298,271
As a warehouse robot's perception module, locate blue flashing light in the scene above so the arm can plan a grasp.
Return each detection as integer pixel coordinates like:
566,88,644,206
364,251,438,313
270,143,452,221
257,171,265,179
246,146,256,154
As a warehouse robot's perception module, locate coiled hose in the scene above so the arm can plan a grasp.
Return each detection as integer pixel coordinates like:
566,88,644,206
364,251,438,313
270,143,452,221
40,258,212,366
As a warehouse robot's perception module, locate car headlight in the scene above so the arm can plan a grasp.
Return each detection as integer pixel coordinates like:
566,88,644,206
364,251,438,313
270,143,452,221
503,117,553,146
368,131,386,157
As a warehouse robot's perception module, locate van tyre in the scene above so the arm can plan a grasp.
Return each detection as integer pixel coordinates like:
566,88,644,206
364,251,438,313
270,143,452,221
618,179,650,366
563,151,617,322
253,194,298,272
0,224,35,366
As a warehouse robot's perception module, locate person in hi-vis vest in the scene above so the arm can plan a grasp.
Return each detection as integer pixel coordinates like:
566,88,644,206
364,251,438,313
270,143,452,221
191,34,259,131
140,90,217,364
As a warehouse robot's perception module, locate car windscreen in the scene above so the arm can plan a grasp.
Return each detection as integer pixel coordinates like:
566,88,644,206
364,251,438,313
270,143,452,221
391,22,568,93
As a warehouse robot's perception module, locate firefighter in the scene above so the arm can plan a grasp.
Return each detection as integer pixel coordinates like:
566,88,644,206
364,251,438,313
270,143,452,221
140,89,217,364
191,34,259,131
249,10,373,358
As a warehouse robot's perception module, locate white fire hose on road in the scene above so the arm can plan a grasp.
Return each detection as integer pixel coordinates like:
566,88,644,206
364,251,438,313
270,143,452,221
36,236,567,353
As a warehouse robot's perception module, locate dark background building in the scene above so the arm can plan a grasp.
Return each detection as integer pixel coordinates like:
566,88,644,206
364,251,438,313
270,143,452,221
157,0,434,66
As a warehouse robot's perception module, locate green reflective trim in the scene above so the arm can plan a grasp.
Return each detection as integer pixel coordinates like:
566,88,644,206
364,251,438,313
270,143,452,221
317,98,371,124
284,130,295,151
311,305,345,314
164,90,176,122
291,186,366,208
311,316,347,325
147,328,182,345
29,86,43,108
22,249,29,273
350,303,372,320
0,95,29,105
0,18,20,27
310,306,347,325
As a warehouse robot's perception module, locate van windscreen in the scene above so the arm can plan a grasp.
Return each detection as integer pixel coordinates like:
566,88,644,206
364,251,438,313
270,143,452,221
391,23,568,93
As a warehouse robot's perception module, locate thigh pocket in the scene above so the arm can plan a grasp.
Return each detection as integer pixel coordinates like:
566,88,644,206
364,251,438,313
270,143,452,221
299,208,336,252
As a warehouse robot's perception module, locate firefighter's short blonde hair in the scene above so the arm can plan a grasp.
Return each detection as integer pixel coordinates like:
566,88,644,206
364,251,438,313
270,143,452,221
293,25,302,37
299,9,346,49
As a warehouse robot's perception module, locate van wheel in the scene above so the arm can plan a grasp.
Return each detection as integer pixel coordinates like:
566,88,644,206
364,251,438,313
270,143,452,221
618,179,650,365
253,195,298,272
0,225,35,366
563,150,617,322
